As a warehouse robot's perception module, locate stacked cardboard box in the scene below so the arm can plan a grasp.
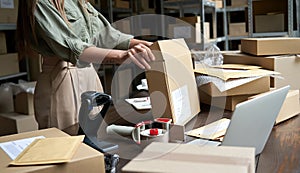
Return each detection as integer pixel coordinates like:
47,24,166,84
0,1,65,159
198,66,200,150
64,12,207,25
0,113,38,136
240,37,300,56
230,0,247,7
252,0,287,33
255,13,284,33
0,32,7,54
0,53,19,77
195,68,271,111
229,22,247,37
168,16,210,44
122,142,255,173
14,92,34,115
249,89,300,124
208,0,223,8
0,34,21,79
222,37,300,120
223,52,300,90
0,0,18,24
0,82,37,136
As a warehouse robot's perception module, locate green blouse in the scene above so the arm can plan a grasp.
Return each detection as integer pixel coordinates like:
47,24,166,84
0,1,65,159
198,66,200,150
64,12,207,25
31,0,133,65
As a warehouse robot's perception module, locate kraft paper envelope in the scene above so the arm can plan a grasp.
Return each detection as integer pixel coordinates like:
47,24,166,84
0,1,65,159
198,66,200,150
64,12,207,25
186,118,231,140
10,135,84,166
194,67,280,81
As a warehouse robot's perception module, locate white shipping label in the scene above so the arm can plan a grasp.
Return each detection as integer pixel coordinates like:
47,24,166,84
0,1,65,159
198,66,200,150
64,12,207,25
174,26,192,39
171,85,191,124
0,136,45,160
0,0,14,9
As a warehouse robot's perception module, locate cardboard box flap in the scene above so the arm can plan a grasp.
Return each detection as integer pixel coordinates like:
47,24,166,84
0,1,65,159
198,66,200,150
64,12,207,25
151,38,191,63
195,67,280,81
212,64,261,70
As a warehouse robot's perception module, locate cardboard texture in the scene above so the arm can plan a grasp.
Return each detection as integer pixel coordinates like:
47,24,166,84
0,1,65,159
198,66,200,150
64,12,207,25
223,52,300,90
194,67,278,81
0,113,38,136
146,39,200,125
215,0,223,8
230,0,247,7
0,85,14,113
122,142,255,173
198,76,270,97
207,0,223,8
186,118,230,139
229,22,247,36
0,53,19,77
14,92,34,115
199,89,252,111
241,37,300,56
255,13,284,33
252,0,288,31
0,128,105,173
249,89,300,124
0,0,18,24
169,16,210,43
0,32,7,54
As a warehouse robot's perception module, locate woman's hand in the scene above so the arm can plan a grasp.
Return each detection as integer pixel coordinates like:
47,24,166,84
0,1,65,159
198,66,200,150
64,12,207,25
127,43,155,70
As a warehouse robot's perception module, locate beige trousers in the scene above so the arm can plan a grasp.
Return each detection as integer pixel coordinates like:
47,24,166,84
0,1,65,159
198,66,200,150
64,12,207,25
34,59,103,130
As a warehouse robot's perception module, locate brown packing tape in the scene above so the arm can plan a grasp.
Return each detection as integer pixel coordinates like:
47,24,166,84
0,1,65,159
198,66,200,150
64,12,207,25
137,151,252,173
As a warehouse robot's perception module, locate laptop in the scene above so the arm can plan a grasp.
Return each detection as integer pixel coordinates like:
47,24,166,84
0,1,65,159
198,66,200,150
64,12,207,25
190,85,290,156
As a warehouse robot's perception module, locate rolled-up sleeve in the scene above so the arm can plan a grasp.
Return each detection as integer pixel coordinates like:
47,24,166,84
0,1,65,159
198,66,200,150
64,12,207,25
87,4,133,50
33,1,93,65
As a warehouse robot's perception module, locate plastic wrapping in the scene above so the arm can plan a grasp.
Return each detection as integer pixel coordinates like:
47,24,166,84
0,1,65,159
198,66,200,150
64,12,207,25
192,44,224,88
10,80,36,95
191,44,223,67
0,81,36,113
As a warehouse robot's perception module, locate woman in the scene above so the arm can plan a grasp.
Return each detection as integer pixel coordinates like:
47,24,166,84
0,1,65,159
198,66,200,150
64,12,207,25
17,0,155,130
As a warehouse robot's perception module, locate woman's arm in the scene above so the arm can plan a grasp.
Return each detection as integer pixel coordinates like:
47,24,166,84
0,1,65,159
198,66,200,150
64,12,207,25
79,38,155,70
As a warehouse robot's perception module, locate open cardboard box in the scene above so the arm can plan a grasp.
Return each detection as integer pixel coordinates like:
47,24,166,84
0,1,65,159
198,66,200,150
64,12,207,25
223,52,300,90
197,76,270,97
146,39,200,125
195,64,272,97
122,142,255,173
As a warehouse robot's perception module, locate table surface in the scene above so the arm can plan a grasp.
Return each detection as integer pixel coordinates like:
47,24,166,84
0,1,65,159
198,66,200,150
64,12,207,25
63,99,300,173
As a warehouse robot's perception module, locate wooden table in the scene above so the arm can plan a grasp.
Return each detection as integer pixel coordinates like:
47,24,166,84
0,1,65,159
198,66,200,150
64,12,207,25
63,101,300,173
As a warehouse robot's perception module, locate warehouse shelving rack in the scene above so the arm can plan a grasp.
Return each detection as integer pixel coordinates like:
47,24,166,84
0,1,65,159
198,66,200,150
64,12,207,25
159,0,300,50
159,0,228,50
0,24,28,83
247,0,299,38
